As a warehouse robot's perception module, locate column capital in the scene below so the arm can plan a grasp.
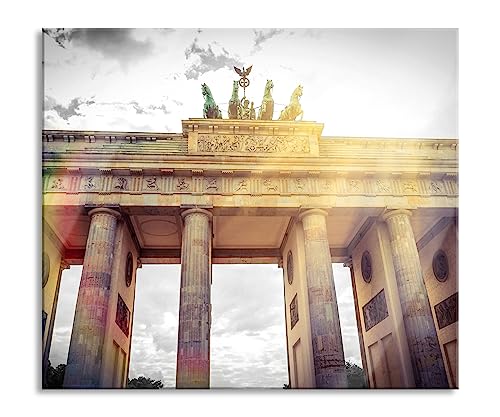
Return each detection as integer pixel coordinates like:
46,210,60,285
298,208,329,222
88,207,121,220
343,257,353,269
181,208,213,221
382,208,412,222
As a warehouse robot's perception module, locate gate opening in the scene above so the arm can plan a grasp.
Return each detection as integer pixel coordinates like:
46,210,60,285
128,265,180,388
211,264,288,388
48,265,82,369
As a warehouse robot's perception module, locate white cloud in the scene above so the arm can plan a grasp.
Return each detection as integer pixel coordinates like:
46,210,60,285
50,263,361,387
43,28,457,137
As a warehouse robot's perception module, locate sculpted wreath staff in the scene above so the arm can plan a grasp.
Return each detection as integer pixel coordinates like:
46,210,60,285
234,65,252,99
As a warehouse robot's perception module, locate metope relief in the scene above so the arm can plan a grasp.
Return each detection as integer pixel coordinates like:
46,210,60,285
348,179,361,193
44,173,457,198
205,178,218,191
144,176,159,191
403,181,418,193
429,180,444,194
362,289,389,331
434,292,458,329
294,178,306,192
375,179,391,193
234,178,249,192
176,177,191,191
290,294,299,329
263,178,279,192
114,177,128,191
197,134,310,154
82,176,99,191
115,294,131,337
50,178,65,190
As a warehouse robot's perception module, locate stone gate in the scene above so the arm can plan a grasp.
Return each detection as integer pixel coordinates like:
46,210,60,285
42,118,458,388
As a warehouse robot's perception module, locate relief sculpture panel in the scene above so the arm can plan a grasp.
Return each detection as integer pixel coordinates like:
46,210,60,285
434,292,458,330
197,134,310,154
115,294,131,337
44,172,458,199
363,289,389,331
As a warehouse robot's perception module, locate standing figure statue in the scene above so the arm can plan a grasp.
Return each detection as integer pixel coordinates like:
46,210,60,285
249,102,256,120
201,83,222,119
258,79,274,120
278,85,304,121
239,98,251,120
227,80,241,119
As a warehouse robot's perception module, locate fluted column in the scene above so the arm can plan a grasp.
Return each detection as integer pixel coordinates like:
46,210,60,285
64,208,121,388
176,208,212,388
383,209,448,388
299,209,347,388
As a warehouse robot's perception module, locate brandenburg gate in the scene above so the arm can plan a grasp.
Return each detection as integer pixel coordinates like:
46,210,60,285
42,116,458,388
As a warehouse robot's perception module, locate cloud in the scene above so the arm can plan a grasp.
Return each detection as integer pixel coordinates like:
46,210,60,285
253,29,284,51
184,38,242,80
43,96,181,132
44,95,95,120
43,28,154,70
129,100,171,116
49,264,361,387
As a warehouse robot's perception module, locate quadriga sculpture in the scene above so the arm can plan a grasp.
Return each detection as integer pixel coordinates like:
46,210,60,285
258,80,274,120
278,85,304,121
201,83,222,119
227,80,241,119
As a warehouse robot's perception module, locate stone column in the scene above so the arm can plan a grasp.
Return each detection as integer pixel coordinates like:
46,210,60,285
176,208,212,388
64,208,121,388
382,209,448,388
298,209,347,388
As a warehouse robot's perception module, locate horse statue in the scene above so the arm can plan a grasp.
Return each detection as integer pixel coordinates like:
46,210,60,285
258,79,274,120
278,85,304,121
227,80,241,119
201,83,222,119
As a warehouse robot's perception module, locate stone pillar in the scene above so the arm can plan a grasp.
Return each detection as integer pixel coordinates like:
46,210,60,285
298,209,347,388
64,208,121,388
176,208,212,388
382,209,448,388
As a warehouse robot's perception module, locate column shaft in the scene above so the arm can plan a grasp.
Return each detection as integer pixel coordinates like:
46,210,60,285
64,208,120,388
383,209,448,388
176,209,212,388
299,209,347,388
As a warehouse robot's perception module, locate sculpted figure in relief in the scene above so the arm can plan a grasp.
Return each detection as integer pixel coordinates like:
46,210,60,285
146,177,158,190
51,178,64,189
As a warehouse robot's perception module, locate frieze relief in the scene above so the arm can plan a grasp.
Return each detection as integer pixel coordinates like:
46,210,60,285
197,134,310,154
44,173,457,198
375,179,391,193
144,176,159,191
429,180,444,194
82,176,100,191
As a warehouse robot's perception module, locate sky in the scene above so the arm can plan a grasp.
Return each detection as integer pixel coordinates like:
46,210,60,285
43,28,458,388
50,263,361,388
43,28,457,137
